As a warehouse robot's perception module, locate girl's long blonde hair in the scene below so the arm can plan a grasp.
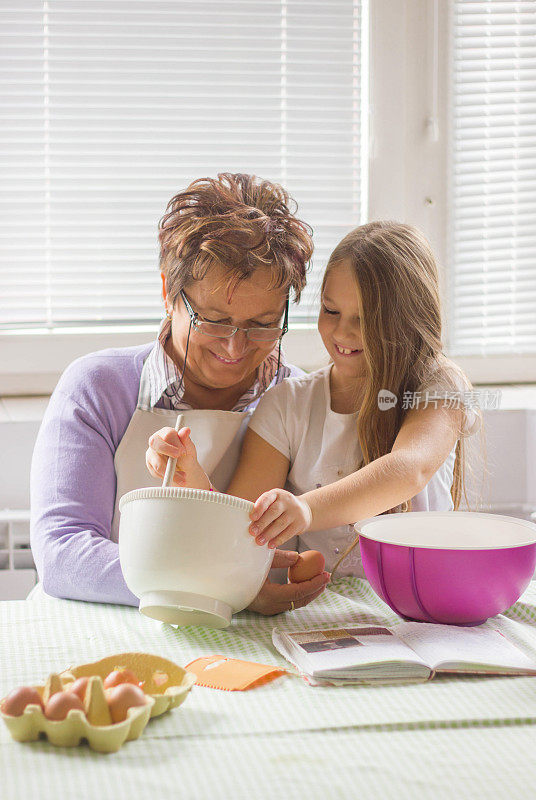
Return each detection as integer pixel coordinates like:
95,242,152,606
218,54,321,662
330,221,481,576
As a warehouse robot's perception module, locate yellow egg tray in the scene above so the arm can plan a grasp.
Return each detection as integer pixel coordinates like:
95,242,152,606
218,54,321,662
1,652,196,754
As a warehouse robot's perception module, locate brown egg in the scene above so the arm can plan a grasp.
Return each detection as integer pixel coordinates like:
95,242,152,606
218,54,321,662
44,691,85,721
68,677,90,702
106,684,148,724
1,686,44,717
288,550,326,583
103,668,139,690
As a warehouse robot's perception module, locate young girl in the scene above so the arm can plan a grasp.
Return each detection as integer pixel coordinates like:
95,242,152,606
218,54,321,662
146,221,480,578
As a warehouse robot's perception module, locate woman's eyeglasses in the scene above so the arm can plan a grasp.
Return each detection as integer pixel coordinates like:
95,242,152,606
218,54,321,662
179,290,288,343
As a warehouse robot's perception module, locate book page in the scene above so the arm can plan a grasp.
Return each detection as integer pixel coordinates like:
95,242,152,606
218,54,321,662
277,625,429,676
394,621,536,673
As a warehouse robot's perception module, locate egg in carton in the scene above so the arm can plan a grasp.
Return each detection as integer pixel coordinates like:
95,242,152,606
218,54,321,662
1,653,195,753
60,652,196,718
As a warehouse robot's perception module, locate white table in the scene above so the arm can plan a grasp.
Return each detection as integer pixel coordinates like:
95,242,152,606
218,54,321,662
2,578,536,800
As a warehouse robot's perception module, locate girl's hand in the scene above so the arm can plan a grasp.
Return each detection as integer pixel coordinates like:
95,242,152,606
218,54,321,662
145,426,211,490
248,489,312,549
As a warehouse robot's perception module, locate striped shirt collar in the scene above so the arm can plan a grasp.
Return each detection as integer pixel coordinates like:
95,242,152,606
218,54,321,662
145,318,291,412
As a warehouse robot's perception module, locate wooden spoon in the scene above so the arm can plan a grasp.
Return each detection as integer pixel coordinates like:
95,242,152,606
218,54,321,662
162,414,185,488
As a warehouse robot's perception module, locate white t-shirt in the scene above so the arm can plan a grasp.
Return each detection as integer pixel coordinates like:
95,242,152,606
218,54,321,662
248,365,478,577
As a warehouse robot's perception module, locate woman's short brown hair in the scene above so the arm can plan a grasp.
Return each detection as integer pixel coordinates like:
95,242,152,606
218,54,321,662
158,172,313,306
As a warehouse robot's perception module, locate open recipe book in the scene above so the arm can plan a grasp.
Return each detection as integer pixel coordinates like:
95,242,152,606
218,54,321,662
272,622,536,685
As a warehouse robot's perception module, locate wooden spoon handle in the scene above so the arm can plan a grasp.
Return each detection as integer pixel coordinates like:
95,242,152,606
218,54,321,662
162,414,184,488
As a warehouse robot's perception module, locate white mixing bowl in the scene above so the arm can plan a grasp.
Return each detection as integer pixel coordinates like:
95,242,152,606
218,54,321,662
118,487,274,628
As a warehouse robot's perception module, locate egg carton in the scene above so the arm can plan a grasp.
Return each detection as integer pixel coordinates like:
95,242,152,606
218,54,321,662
1,652,196,753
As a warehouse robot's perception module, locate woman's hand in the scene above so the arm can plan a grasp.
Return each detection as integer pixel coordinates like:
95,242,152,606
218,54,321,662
145,426,212,490
248,489,313,549
247,550,330,615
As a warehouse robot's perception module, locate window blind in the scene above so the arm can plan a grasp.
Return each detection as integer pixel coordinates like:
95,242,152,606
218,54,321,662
0,0,366,329
448,0,536,356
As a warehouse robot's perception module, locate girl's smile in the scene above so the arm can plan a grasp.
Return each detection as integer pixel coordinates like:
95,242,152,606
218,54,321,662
334,342,363,357
319,261,366,368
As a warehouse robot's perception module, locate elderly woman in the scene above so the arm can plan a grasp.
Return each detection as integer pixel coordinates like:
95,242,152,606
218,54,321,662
30,173,330,615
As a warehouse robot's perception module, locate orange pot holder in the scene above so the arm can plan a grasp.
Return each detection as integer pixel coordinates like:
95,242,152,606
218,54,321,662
184,655,287,691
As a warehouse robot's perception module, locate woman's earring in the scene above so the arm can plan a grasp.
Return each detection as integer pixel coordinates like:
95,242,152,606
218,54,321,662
166,307,172,320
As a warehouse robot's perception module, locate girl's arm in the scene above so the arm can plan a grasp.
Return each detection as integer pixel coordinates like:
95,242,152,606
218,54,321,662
226,429,290,501
146,426,290,502
249,404,460,548
146,379,293,501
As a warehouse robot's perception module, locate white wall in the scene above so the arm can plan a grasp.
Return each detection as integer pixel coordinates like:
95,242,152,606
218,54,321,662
463,409,536,517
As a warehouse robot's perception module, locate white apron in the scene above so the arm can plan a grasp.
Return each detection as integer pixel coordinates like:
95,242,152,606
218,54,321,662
111,357,252,541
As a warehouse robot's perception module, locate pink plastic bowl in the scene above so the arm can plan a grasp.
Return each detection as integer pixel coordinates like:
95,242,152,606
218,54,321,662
357,512,536,626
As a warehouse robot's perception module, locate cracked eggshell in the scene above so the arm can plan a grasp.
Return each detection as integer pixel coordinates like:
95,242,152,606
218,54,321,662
60,652,196,718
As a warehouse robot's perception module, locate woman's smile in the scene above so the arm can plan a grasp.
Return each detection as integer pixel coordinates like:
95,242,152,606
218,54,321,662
209,350,247,366
164,263,288,404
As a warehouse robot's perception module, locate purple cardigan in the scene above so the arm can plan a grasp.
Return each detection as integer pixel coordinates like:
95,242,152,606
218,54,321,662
31,343,152,605
30,343,301,606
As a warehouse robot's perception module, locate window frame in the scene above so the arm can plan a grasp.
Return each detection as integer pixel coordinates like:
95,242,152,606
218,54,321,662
367,0,535,385
0,325,328,395
1,0,534,396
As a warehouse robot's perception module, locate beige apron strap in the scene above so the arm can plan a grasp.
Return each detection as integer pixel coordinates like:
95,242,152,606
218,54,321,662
136,353,154,411
111,352,254,542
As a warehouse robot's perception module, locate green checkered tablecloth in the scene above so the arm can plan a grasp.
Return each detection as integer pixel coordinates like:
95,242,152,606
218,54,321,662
2,578,536,800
